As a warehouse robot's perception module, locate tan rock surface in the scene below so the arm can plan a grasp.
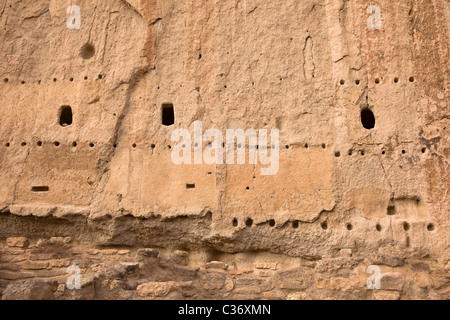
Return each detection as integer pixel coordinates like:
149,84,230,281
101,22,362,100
0,0,448,299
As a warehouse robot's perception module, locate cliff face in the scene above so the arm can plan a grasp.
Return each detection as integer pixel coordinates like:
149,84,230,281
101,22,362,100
0,0,449,300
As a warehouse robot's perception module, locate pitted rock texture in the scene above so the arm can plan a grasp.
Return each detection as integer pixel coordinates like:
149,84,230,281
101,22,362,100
0,0,449,299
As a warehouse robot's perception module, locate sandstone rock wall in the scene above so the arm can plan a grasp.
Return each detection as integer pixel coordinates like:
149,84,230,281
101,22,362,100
0,0,448,299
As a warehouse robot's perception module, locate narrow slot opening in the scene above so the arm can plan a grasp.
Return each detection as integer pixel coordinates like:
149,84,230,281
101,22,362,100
31,186,49,192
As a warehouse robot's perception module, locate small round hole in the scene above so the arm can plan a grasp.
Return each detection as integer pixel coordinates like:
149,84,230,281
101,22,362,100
348,150,353,156
5,142,10,147
321,221,328,230
304,144,309,149
322,144,326,149
375,78,380,84
245,218,253,227
382,150,386,155
72,142,77,147
84,76,88,80
21,81,25,85
293,221,299,229
269,219,275,227
403,222,410,231
376,224,382,232
53,78,57,82
89,143,95,148
232,218,238,227
37,141,42,147
402,150,406,154
360,150,365,156
54,141,60,147
355,80,360,85
151,144,156,149
427,223,435,231
285,145,290,149
113,144,117,148
21,142,27,147
80,43,95,60
168,145,172,150
409,77,415,83
132,143,137,148
394,77,399,83
98,74,103,80
340,79,345,85
3,78,8,83
421,147,426,154
246,186,250,191
346,223,353,231
335,151,341,158
69,78,74,82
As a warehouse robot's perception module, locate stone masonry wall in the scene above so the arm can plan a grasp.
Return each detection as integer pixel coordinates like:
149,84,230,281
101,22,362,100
1,236,449,300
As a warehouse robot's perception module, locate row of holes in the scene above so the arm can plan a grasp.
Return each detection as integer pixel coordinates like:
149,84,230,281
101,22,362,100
340,77,415,86
2,141,429,156
2,141,159,149
337,147,428,157
285,145,428,157
233,218,435,232
222,76,416,88
2,75,104,84
1,76,414,87
4,141,96,148
1,141,326,150
403,222,435,232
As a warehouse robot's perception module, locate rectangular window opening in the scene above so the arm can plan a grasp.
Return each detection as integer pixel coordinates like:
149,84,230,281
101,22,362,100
186,183,196,190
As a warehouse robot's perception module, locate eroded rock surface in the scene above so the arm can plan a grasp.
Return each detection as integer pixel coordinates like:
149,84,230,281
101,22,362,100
0,0,448,299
